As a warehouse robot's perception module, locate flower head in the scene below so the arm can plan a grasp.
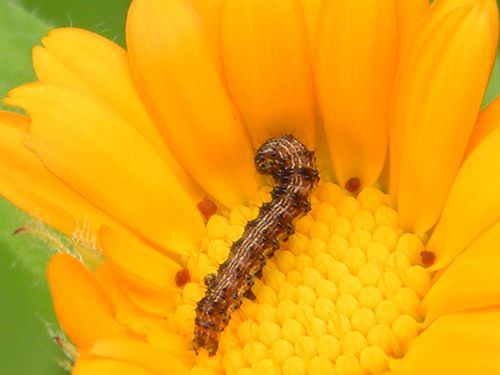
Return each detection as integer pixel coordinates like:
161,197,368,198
1,0,500,374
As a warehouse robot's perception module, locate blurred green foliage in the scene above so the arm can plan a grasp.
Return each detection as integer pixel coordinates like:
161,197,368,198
0,200,66,375
19,0,130,46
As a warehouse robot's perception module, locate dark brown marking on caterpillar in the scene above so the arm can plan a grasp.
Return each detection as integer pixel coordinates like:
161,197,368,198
193,135,319,356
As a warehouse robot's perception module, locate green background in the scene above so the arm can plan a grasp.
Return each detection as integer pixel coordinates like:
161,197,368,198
0,0,499,374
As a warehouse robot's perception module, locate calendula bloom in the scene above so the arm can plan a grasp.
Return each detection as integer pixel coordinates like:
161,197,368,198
1,0,500,373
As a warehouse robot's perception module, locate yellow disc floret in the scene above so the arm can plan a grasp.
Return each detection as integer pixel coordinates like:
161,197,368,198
177,182,431,374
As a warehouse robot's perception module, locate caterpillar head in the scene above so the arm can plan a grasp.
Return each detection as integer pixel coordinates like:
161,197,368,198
254,135,298,175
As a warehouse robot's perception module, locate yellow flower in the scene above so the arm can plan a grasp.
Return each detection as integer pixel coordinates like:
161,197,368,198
1,0,499,373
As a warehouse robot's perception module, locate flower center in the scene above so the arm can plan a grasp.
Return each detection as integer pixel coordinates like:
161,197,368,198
175,182,431,374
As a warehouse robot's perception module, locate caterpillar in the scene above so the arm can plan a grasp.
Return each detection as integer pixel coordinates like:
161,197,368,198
193,135,319,356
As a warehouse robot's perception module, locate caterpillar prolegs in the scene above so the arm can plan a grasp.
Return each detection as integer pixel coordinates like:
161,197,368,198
194,135,319,356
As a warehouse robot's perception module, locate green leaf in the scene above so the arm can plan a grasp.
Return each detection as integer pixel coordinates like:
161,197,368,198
17,0,131,47
0,199,57,277
0,245,67,375
484,52,500,107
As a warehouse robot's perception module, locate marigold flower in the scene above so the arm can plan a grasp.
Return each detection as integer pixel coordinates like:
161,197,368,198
1,0,499,374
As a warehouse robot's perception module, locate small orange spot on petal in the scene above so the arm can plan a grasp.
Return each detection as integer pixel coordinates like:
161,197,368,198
197,197,217,221
175,268,190,288
345,177,361,194
420,250,436,267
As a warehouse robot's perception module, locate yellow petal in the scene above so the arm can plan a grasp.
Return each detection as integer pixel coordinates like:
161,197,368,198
0,111,116,236
221,0,316,148
99,225,182,290
467,96,500,152
47,253,125,348
126,0,258,207
391,3,498,233
33,28,201,200
422,221,500,323
394,0,428,57
95,262,172,335
316,0,397,187
73,356,154,375
391,309,500,375
94,261,195,363
427,126,500,269
5,83,204,254
87,337,191,374
190,0,223,56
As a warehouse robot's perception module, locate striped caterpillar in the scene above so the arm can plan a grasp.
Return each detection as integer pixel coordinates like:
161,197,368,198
193,135,319,356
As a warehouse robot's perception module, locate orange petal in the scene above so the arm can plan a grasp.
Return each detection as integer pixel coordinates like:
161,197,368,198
126,0,258,207
422,221,500,324
87,337,191,375
47,253,125,348
73,356,154,375
427,0,499,52
467,95,500,152
0,111,116,236
33,28,201,200
221,0,316,148
299,0,324,54
6,83,204,255
390,0,499,195
392,309,500,375
316,0,397,187
112,271,178,317
394,0,428,57
99,225,182,290
391,2,498,233
427,125,500,269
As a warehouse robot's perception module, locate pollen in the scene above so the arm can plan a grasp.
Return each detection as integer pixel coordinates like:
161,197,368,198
176,182,431,374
